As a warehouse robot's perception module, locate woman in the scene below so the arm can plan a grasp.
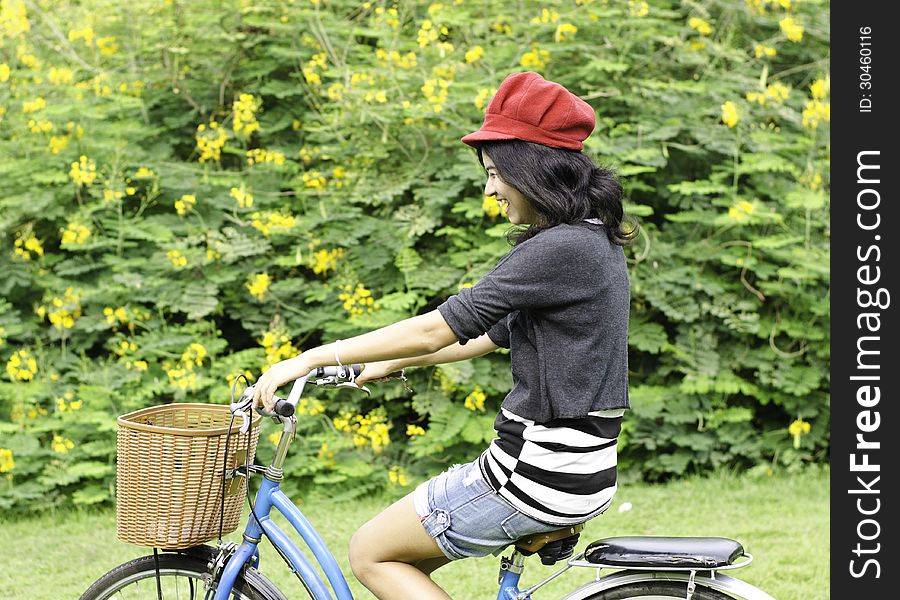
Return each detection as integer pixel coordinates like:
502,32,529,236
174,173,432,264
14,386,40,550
253,71,637,600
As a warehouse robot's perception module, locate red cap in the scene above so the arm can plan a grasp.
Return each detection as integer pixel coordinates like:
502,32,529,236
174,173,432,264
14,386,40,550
461,71,595,151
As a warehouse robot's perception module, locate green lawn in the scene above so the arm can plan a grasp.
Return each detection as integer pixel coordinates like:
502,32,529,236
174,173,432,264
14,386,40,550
0,468,828,599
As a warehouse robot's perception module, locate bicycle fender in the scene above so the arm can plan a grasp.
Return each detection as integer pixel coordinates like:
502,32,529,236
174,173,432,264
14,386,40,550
559,570,777,600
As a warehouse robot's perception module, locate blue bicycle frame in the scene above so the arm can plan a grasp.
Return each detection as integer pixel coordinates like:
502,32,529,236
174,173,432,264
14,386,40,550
213,475,354,600
212,452,531,600
216,375,533,600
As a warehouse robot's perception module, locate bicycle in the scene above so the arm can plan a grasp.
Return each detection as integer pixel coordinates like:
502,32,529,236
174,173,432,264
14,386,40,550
81,364,776,600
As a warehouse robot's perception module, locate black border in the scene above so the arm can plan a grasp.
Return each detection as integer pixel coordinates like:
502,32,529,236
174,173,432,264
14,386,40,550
831,3,898,596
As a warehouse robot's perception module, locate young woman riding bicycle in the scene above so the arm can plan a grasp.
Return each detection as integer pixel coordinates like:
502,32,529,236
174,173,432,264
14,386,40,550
252,71,638,600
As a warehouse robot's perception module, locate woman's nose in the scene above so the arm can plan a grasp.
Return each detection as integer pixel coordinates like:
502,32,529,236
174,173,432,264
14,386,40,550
484,179,495,197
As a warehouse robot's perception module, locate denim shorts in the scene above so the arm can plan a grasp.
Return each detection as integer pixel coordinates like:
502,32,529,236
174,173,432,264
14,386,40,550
413,457,564,560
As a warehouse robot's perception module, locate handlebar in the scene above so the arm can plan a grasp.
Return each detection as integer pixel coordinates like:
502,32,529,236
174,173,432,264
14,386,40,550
230,364,366,426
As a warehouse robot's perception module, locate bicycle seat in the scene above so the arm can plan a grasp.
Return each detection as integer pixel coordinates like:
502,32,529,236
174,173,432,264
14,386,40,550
583,536,744,569
515,524,584,564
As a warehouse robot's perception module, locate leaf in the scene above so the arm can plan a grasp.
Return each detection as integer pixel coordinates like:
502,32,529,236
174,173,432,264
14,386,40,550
627,204,654,217
785,188,826,211
66,461,114,479
629,321,668,354
738,153,800,175
667,180,729,196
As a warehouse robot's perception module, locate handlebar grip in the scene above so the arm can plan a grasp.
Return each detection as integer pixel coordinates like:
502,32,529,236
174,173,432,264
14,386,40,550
272,397,294,417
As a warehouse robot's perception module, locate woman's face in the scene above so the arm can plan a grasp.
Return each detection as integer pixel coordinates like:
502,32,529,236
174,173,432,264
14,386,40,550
482,151,541,225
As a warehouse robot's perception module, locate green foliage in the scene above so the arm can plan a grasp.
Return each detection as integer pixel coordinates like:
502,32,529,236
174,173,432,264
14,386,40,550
0,0,828,511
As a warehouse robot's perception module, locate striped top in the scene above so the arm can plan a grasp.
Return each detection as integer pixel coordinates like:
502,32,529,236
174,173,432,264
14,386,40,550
478,407,624,526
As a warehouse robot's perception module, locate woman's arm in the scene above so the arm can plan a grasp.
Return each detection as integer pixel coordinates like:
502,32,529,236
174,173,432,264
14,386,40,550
252,309,465,408
356,332,500,384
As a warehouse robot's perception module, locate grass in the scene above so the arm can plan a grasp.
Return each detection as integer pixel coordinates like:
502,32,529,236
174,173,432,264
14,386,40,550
0,468,828,599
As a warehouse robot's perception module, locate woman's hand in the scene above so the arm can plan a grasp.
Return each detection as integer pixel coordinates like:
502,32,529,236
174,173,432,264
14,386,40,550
353,360,403,387
252,355,311,411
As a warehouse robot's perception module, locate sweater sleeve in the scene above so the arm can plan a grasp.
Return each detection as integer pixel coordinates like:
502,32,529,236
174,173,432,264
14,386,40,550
436,228,592,344
485,314,511,348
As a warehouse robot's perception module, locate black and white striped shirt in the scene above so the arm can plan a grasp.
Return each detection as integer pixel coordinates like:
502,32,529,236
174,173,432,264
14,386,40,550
479,407,623,526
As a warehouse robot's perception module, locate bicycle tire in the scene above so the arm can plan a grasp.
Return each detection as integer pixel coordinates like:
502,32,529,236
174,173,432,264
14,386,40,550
79,546,289,600
583,580,736,600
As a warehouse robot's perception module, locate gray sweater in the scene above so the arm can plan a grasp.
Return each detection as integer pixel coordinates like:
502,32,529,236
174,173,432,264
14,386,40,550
437,220,630,423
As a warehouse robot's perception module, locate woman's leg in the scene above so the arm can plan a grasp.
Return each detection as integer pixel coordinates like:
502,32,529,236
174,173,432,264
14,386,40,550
348,491,454,600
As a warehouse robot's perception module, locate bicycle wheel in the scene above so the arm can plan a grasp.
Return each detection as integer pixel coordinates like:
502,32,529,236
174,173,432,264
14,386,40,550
584,581,735,599
79,546,287,600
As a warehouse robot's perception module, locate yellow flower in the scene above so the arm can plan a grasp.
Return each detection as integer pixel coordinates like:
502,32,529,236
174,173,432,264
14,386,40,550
13,232,44,260
48,135,69,154
182,343,207,368
335,409,392,453
233,93,261,137
268,432,281,446
247,273,271,301
802,100,830,129
259,329,301,367
0,63,10,82
22,96,45,113
753,44,777,59
628,0,649,17
721,101,739,128
174,194,196,216
310,248,344,275
483,195,500,218
474,87,496,111
230,186,253,208
406,424,426,437
779,16,804,42
464,386,487,412
68,24,95,47
810,77,830,100
519,46,551,69
196,121,228,163
42,288,82,331
728,200,755,222
250,211,297,237
60,222,91,246
47,66,74,85
788,418,811,448
298,146,321,164
69,155,97,187
246,148,286,167
464,45,484,64
388,465,409,486
166,249,188,268
302,170,327,189
338,283,381,316
97,36,118,55
0,448,14,473
134,166,155,178
531,8,559,24
492,15,512,35
688,17,712,36
416,19,439,47
51,434,75,455
554,23,578,43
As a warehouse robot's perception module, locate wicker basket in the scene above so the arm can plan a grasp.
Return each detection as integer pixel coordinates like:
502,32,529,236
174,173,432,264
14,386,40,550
116,403,261,549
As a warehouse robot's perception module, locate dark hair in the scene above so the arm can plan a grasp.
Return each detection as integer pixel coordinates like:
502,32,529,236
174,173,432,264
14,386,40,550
474,140,639,247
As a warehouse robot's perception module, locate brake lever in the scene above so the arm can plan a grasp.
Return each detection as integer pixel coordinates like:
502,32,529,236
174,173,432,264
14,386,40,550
336,381,370,395
233,408,251,433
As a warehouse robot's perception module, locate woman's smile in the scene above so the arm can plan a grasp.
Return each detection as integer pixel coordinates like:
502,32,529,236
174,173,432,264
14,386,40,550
481,151,540,225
